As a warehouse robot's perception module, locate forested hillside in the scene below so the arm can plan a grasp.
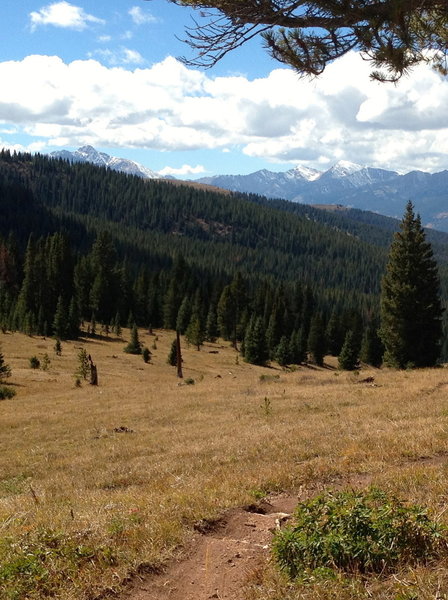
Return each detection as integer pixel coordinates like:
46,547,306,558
1,150,447,363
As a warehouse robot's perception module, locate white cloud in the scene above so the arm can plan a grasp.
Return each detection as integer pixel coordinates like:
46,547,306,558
87,47,144,66
129,6,157,25
1,52,448,173
29,2,104,31
158,164,206,176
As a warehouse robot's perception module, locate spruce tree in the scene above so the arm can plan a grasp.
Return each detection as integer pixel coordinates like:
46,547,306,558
52,295,68,340
360,322,383,367
338,330,360,371
124,324,142,355
326,310,344,356
307,315,326,366
380,202,443,368
244,315,268,366
205,305,219,342
0,346,12,381
176,296,191,334
185,315,205,350
276,335,290,367
168,338,178,366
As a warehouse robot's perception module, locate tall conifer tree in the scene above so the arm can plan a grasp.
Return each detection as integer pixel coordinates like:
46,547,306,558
380,202,443,368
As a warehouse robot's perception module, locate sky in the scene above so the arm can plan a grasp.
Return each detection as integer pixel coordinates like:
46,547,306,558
1,1,448,178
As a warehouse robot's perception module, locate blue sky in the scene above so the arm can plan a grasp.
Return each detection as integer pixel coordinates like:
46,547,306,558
1,1,448,177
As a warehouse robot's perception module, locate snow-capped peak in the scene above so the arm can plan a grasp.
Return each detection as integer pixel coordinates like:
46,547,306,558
75,145,109,166
50,146,159,179
289,165,322,181
326,160,365,178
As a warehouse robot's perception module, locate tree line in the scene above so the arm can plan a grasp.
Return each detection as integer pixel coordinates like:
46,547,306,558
0,152,444,368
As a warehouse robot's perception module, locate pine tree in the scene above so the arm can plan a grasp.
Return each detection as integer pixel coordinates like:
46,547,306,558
380,202,443,368
266,303,283,359
276,335,291,367
243,315,268,366
76,348,90,380
124,324,142,355
326,310,344,356
289,329,306,365
205,305,219,342
360,322,383,367
185,315,204,350
338,330,360,371
307,315,326,366
167,338,178,366
67,296,80,339
0,346,12,381
52,295,68,340
176,296,191,334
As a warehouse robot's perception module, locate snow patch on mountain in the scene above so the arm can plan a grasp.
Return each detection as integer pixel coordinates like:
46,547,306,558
50,145,160,180
287,165,321,181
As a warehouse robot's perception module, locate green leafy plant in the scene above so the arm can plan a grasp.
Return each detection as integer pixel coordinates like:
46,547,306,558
273,488,445,579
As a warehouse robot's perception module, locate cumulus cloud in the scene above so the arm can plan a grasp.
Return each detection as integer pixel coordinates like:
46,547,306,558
158,164,206,176
1,52,448,172
129,6,157,25
29,1,104,31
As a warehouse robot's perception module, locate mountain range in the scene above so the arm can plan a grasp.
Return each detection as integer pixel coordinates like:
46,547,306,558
197,161,448,232
49,147,448,232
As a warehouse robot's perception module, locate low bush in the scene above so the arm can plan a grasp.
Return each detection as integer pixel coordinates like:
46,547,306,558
29,356,40,369
273,488,446,579
0,386,16,400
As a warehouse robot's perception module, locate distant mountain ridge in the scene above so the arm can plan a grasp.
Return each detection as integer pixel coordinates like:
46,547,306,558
48,147,448,232
196,160,448,232
50,145,160,180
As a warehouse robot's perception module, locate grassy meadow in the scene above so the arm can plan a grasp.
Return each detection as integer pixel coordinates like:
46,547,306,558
2,327,448,599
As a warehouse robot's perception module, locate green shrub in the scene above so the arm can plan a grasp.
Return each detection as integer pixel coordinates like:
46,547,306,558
185,377,195,385
273,488,445,579
0,386,16,400
41,353,51,371
29,356,40,369
142,347,151,363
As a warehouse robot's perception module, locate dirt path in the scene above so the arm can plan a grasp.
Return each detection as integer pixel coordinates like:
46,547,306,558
119,494,298,600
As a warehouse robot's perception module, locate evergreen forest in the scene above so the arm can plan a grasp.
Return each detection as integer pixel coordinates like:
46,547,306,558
1,150,448,365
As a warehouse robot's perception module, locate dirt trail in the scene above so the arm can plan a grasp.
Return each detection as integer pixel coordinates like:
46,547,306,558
119,495,298,600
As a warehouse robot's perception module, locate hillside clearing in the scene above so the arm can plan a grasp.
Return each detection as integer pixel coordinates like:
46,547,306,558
1,328,448,599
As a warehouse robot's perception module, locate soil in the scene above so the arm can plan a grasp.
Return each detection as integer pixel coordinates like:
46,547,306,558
119,494,298,600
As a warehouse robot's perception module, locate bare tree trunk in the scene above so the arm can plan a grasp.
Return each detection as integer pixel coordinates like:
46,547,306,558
176,330,183,379
89,355,98,386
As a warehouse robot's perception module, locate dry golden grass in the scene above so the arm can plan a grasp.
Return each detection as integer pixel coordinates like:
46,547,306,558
1,328,448,599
